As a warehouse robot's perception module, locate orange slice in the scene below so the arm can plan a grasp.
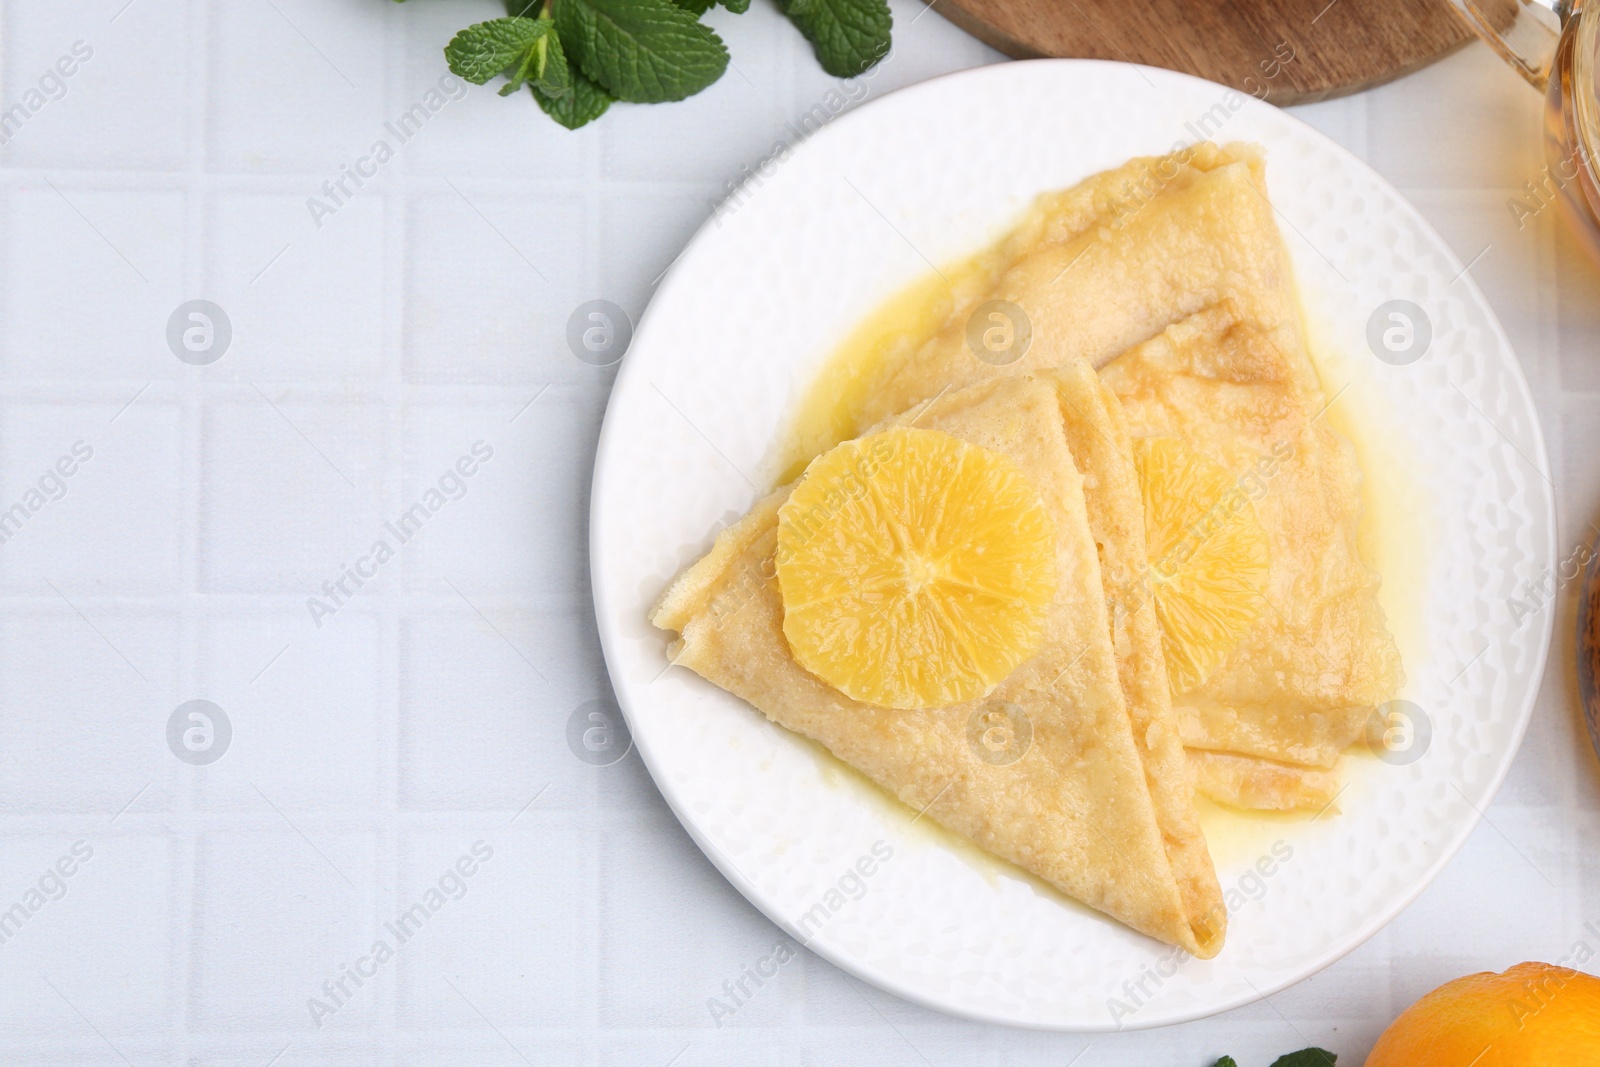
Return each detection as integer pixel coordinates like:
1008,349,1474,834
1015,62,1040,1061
775,426,1057,710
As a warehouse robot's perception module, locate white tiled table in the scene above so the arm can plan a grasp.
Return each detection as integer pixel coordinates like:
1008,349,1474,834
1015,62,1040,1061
1,2,1597,1064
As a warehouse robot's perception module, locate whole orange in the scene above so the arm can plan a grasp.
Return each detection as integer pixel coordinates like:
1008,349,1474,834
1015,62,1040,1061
1365,961,1600,1065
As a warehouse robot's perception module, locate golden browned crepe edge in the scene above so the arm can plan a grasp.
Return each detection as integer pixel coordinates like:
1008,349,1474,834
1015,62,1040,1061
1189,750,1343,814
1044,361,1225,955
652,490,785,636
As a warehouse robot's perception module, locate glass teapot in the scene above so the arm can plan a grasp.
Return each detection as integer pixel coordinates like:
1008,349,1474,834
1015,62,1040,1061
1452,0,1600,259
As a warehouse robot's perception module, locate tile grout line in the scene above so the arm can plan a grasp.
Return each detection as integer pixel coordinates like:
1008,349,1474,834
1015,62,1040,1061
380,7,407,1044
177,0,214,1059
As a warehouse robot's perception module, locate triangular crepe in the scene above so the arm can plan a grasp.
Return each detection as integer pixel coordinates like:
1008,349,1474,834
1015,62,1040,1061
856,143,1306,429
844,138,1401,780
654,371,1225,956
1099,300,1404,770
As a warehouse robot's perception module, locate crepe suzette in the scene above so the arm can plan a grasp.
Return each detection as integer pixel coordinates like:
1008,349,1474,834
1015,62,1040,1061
1099,299,1405,811
844,140,1402,810
653,365,1226,957
653,139,1402,957
854,142,1308,429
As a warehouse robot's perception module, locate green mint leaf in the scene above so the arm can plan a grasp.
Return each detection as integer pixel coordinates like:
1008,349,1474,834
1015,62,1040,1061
490,0,610,130
530,27,574,97
553,0,728,103
1211,1059,1238,1067
445,17,548,85
533,65,614,129
722,0,751,11
497,21,570,96
780,0,890,78
1270,1050,1337,1067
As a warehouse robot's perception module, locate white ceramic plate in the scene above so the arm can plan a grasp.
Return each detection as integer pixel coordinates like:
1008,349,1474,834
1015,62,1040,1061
589,60,1556,1030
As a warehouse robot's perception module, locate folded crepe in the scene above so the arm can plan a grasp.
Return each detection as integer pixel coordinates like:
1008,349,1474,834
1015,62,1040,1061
855,142,1307,429
1099,301,1405,773
846,139,1401,796
654,141,1402,953
654,369,1226,956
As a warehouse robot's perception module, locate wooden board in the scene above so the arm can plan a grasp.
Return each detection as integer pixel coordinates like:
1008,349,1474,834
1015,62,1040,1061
925,0,1476,105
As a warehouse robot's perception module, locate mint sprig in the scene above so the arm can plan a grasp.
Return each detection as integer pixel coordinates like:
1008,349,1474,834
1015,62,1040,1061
445,17,568,98
494,0,617,127
780,0,890,77
433,0,890,130
445,18,542,88
554,0,728,103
